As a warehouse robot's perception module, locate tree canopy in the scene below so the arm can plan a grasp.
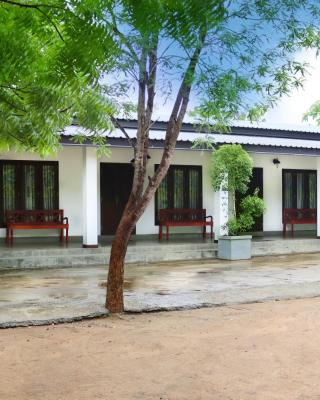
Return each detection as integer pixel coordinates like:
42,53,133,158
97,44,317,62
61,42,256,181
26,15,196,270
210,144,253,194
0,0,117,155
2,0,320,158
102,1,320,129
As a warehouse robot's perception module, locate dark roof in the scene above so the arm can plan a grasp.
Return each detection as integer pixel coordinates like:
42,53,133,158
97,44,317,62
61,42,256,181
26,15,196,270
117,119,320,141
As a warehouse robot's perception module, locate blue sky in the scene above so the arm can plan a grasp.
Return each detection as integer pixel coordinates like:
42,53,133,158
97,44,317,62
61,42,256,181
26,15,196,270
149,47,320,130
109,3,320,131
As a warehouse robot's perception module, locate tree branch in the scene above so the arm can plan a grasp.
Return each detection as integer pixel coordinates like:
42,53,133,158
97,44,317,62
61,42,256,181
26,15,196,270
110,116,135,149
139,30,207,208
0,0,64,41
105,6,140,65
145,34,158,125
130,48,148,198
35,6,64,41
0,0,62,9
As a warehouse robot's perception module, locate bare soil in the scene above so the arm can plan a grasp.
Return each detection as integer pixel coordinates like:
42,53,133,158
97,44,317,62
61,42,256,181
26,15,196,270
2,297,320,399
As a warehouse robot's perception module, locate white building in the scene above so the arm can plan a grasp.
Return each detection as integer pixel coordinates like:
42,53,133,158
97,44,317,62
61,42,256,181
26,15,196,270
1,120,320,246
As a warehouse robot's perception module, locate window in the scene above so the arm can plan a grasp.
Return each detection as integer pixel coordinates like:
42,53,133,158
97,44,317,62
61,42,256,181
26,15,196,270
0,160,59,226
282,169,316,209
155,165,202,224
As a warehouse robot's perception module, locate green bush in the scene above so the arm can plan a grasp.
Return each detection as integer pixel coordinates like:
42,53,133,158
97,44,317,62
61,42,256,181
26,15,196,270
211,144,253,193
210,144,266,236
226,190,265,235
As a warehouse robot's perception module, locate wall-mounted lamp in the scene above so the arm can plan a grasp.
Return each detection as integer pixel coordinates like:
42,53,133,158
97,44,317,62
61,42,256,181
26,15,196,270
272,158,281,168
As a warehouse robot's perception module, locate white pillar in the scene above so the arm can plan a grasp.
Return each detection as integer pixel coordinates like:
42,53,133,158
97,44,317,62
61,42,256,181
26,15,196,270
317,157,320,238
82,147,98,247
214,187,229,238
218,189,229,237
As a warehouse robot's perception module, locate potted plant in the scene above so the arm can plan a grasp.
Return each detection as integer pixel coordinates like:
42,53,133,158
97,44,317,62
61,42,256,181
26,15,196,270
210,144,265,260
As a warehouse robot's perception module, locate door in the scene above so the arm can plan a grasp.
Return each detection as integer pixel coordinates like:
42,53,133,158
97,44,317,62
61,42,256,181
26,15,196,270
100,163,134,235
236,167,263,232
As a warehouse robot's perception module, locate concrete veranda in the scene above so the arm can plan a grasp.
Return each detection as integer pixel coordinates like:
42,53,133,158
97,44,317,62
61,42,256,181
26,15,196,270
2,253,320,326
0,233,320,270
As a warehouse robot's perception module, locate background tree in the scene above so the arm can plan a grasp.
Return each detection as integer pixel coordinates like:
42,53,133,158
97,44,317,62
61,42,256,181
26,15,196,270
102,0,320,312
0,0,118,155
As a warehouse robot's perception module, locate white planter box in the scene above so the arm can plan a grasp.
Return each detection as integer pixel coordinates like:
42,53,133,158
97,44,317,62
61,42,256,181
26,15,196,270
218,235,252,260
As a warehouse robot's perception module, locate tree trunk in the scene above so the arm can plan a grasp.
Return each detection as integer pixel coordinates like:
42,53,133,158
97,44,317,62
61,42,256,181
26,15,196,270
106,203,137,313
105,33,206,313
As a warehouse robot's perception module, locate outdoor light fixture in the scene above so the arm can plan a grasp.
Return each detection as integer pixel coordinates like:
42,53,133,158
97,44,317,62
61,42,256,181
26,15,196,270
273,158,280,167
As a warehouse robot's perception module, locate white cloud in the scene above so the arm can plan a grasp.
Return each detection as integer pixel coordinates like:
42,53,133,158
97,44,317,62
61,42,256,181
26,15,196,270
264,49,320,127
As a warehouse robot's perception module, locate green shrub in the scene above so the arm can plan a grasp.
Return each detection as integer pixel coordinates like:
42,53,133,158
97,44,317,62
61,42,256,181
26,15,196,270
211,144,253,193
210,144,266,236
226,190,265,235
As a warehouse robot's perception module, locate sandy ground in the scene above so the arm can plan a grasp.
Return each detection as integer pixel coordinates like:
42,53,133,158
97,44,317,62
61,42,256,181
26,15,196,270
2,298,320,399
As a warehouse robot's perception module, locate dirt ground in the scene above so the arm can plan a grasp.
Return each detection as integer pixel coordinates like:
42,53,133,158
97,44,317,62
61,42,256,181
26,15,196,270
2,298,320,400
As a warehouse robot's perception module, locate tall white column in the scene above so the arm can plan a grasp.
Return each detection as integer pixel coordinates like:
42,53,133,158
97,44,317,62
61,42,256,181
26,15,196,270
317,157,320,238
82,147,98,247
218,189,229,237
214,187,229,238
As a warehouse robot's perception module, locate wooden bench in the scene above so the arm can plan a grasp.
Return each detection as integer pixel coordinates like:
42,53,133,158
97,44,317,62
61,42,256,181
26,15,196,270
5,210,69,244
159,208,214,240
283,208,316,237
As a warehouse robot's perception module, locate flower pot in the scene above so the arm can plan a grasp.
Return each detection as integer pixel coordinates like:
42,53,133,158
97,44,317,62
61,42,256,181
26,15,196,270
218,235,252,260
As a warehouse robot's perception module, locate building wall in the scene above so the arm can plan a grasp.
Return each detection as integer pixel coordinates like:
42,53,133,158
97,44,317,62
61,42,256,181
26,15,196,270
0,145,318,238
250,152,317,232
99,147,215,235
0,146,83,237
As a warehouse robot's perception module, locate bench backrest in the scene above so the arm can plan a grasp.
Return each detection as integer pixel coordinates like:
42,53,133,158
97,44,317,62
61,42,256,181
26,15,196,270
159,208,206,223
6,210,64,224
283,208,316,223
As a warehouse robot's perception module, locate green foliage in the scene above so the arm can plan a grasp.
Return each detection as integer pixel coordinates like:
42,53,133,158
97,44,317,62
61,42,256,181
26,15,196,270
210,144,265,236
303,101,320,125
210,144,253,193
191,136,215,151
0,0,117,155
241,191,266,219
100,0,320,135
188,2,320,129
227,190,265,236
2,0,320,156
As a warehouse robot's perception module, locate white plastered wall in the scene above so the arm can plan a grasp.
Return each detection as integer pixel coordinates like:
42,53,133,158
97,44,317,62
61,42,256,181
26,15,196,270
249,152,317,232
0,146,83,238
99,148,320,236
1,145,319,238
98,147,216,236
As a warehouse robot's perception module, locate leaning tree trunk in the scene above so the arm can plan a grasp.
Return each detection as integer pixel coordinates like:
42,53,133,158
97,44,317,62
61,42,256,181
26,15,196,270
105,135,177,313
106,207,137,313
106,179,160,313
106,33,206,313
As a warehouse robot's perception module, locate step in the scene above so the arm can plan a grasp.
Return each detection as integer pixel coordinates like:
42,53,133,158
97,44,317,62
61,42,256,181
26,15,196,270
0,243,217,270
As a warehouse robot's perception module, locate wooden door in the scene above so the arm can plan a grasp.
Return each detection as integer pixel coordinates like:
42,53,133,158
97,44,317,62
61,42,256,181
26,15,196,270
100,163,134,235
236,167,263,232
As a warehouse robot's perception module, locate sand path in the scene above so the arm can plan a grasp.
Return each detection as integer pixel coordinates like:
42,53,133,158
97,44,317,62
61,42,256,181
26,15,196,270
2,297,320,399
